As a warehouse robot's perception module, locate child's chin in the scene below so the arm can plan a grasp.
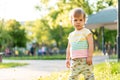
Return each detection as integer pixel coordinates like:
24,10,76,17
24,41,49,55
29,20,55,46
76,27,82,30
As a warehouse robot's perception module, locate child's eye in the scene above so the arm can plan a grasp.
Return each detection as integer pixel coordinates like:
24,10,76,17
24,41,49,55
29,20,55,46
74,19,77,21
80,19,83,21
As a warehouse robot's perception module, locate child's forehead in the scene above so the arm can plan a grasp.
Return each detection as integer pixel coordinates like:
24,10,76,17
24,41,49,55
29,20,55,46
72,15,84,19
73,13,83,16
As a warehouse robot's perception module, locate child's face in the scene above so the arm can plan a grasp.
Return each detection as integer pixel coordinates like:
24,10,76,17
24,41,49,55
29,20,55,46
71,14,85,30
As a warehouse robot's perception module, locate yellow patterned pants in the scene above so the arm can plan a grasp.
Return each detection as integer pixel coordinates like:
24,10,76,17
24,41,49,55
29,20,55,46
68,58,94,80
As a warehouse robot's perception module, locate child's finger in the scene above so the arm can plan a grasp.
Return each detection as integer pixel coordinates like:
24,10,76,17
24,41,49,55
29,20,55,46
66,62,70,68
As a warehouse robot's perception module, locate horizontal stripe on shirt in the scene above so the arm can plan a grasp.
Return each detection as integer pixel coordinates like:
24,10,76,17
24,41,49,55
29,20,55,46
71,49,88,59
71,41,88,50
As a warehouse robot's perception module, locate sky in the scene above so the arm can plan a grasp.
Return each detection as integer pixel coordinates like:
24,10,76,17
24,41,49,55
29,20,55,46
0,0,95,21
0,0,42,21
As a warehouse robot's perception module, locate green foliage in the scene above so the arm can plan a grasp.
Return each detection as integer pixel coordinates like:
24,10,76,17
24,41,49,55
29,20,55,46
38,62,120,80
34,0,94,48
94,62,120,80
32,0,117,50
0,20,12,51
92,0,117,12
92,28,117,50
5,19,28,47
104,29,117,44
50,11,60,20
110,62,120,74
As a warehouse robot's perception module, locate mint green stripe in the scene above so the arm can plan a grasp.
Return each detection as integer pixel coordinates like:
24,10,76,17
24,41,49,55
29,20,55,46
71,41,88,50
72,46,88,50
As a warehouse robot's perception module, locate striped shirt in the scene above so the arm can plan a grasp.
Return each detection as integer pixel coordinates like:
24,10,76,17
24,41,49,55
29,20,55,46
68,28,91,59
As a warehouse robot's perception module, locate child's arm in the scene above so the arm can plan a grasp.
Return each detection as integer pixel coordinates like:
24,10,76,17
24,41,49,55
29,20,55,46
66,42,70,68
86,33,94,65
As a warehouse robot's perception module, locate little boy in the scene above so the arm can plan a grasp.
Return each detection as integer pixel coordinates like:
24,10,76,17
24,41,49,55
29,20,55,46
66,8,94,80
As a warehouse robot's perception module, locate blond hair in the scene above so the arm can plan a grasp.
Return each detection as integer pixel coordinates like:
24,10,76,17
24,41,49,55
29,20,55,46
69,8,86,21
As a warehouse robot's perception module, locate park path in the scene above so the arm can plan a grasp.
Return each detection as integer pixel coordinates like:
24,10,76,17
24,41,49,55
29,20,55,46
0,55,109,80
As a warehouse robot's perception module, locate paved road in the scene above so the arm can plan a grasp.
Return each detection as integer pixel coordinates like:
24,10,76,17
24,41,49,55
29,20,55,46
0,55,109,80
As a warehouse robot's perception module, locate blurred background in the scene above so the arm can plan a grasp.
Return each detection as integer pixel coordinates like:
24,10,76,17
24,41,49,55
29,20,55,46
0,0,118,57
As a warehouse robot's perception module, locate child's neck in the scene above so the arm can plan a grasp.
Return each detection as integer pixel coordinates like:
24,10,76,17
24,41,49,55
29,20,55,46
75,27,84,31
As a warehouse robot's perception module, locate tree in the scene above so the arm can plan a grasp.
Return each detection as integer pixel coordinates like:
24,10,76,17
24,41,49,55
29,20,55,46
5,19,28,47
35,0,93,48
35,0,117,50
90,0,117,50
0,20,12,51
91,0,117,12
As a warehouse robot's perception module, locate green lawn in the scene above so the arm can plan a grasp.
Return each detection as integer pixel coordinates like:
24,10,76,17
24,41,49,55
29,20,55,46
37,62,120,80
3,51,105,60
3,50,108,60
3,54,66,60
0,62,28,68
109,54,117,59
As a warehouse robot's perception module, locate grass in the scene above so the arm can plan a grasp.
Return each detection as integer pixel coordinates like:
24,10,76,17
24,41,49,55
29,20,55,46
109,54,117,59
0,62,28,68
3,54,66,60
3,51,103,60
94,62,120,80
37,62,120,80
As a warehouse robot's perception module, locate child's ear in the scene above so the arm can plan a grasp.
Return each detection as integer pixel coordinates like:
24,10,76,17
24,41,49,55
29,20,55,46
70,19,72,23
84,18,86,23
70,17,73,24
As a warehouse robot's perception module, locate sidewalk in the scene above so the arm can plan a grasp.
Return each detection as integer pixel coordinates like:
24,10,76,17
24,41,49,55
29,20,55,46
0,68,49,80
0,55,109,80
0,60,67,80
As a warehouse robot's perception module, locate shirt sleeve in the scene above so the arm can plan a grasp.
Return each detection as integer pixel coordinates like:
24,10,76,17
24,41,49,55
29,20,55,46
68,33,71,40
68,32,73,41
84,28,91,37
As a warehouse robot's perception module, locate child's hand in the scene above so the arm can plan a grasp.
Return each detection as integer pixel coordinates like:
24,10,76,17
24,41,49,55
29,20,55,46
66,60,70,68
86,57,92,65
